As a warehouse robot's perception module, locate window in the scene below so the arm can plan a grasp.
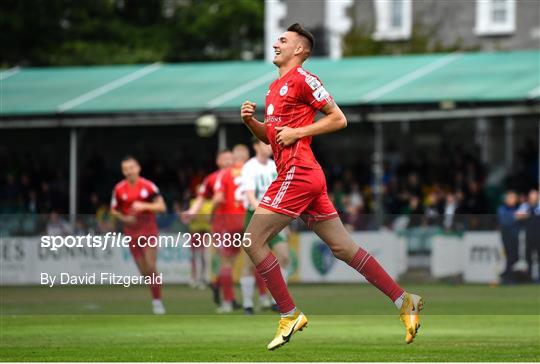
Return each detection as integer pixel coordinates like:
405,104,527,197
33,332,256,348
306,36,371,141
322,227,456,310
475,0,516,35
373,0,412,41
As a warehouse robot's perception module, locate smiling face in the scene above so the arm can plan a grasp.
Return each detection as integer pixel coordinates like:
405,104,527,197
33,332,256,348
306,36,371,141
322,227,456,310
272,31,310,67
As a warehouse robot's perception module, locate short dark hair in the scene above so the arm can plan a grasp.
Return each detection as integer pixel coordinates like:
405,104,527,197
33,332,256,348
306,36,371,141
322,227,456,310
121,155,138,163
287,23,314,50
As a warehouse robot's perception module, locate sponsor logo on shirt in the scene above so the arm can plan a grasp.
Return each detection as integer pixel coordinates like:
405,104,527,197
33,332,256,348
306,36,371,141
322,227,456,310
265,115,282,123
279,85,288,96
313,86,329,102
297,68,308,76
305,75,321,90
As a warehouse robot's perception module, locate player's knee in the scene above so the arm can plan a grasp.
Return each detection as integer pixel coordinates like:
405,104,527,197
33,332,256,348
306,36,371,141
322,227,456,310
329,244,349,261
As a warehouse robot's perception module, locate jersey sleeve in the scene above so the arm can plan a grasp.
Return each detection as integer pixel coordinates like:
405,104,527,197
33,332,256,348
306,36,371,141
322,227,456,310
110,187,119,210
214,170,226,193
241,163,256,192
299,73,333,111
146,180,161,200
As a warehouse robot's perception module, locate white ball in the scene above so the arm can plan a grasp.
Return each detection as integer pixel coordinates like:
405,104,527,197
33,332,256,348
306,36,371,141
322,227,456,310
195,114,218,137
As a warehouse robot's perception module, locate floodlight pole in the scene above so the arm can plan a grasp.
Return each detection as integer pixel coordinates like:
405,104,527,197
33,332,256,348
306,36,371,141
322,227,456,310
69,128,78,227
373,122,384,229
218,125,227,151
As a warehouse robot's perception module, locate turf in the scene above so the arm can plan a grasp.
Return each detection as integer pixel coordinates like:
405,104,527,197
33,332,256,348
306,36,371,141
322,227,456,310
1,284,539,361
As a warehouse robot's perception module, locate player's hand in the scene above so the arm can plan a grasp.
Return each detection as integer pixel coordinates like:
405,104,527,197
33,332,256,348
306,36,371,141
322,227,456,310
131,201,147,213
240,101,256,123
275,126,300,146
180,210,193,224
123,215,137,225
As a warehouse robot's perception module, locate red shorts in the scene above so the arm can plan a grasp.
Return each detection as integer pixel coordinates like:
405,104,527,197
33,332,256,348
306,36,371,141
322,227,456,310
128,233,158,260
259,166,338,228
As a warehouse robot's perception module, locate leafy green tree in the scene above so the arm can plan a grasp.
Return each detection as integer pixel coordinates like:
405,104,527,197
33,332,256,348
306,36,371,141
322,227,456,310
0,0,263,66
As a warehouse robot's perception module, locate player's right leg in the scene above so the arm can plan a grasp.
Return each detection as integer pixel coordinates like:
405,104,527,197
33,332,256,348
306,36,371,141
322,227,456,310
310,217,423,344
244,207,307,350
142,246,166,315
216,252,236,313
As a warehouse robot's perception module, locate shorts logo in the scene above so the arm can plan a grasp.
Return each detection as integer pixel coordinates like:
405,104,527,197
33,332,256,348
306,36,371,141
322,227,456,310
313,86,329,102
279,85,288,96
140,188,148,199
263,196,272,203
267,104,274,115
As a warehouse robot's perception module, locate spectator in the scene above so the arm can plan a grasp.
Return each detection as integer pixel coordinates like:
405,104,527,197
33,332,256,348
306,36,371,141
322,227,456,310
497,191,520,283
515,189,540,281
46,210,71,236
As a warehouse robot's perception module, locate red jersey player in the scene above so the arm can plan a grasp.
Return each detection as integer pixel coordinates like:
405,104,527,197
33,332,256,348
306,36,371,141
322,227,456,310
240,23,424,349
181,150,232,303
212,144,249,313
110,156,167,314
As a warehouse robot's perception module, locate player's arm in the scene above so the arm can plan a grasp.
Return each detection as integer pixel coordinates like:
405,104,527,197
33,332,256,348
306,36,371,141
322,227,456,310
246,189,259,210
241,101,269,144
110,190,136,224
132,195,167,214
276,101,347,146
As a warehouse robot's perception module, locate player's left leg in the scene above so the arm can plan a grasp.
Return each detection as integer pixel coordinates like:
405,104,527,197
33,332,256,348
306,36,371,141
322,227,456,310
310,216,423,343
142,246,165,315
216,249,238,313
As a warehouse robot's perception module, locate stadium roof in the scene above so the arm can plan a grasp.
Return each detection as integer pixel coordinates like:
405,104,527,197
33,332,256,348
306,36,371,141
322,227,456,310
1,49,539,125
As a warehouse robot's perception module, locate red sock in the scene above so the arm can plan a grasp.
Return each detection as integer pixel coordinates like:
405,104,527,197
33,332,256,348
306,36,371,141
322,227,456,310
150,274,161,299
254,271,267,295
256,253,295,314
348,247,404,302
220,266,234,302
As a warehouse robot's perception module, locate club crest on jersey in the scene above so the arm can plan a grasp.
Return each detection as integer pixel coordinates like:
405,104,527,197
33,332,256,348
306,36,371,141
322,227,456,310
279,85,288,96
140,188,148,199
267,103,274,115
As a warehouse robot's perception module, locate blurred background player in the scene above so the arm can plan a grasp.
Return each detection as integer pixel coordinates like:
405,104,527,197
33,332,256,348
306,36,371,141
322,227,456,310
182,150,232,300
212,144,249,313
110,156,167,314
240,137,289,314
185,190,213,289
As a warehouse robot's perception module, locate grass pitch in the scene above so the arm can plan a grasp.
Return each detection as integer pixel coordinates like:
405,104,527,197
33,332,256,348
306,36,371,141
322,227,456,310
1,284,539,361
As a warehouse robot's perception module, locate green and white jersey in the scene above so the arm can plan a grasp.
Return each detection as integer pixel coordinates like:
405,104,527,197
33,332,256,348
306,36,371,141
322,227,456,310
241,157,278,211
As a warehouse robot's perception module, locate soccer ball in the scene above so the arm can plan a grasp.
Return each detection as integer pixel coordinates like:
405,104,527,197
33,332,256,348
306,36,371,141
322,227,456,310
195,113,218,137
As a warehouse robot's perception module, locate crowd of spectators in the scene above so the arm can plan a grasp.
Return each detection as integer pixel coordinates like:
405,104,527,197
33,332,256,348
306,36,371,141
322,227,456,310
1,141,538,236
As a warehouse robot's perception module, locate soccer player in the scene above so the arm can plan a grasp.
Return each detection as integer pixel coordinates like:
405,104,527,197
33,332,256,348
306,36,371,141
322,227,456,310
212,144,249,313
182,150,233,295
240,137,289,314
240,23,424,349
110,156,167,315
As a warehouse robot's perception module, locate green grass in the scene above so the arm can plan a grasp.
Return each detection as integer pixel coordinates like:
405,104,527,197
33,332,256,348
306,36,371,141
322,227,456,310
1,284,539,361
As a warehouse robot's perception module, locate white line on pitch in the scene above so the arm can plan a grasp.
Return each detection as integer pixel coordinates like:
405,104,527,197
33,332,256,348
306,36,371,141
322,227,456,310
361,52,462,103
207,70,276,109
57,62,162,113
